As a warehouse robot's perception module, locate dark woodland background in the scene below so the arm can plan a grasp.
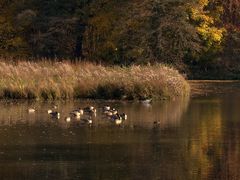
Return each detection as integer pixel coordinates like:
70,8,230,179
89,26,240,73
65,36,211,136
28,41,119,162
1,0,240,79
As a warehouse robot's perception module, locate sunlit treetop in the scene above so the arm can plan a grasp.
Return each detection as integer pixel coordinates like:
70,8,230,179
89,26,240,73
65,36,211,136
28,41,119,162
189,0,226,48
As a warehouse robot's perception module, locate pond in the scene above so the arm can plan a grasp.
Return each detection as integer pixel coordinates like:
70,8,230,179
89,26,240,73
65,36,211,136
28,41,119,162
0,81,240,180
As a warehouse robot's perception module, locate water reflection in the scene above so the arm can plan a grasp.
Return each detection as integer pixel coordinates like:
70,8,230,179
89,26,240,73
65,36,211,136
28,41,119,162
0,98,189,180
0,98,189,130
182,97,223,179
0,86,240,179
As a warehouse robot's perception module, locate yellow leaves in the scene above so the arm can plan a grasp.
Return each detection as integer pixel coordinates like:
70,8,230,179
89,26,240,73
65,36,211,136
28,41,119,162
196,26,225,43
199,0,209,7
189,0,226,48
211,28,225,42
190,8,199,19
190,2,213,26
192,13,214,25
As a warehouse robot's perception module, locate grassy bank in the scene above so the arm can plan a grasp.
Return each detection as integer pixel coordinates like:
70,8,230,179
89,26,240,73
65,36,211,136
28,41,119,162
0,61,190,100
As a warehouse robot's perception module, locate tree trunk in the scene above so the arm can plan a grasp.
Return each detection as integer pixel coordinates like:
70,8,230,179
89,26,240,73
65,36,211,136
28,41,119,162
74,23,86,60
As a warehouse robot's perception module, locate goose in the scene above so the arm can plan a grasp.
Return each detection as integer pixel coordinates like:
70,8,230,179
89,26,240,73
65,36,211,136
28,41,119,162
81,117,93,124
28,108,35,113
104,108,118,118
111,114,123,125
111,113,127,125
83,106,97,113
92,111,97,117
65,117,71,122
115,119,122,125
103,105,111,111
78,108,84,115
70,111,81,119
141,98,152,104
110,108,118,115
153,121,160,125
47,109,53,114
84,106,94,112
49,111,60,119
47,105,58,114
84,106,97,117
120,113,127,120
71,108,84,115
104,110,113,117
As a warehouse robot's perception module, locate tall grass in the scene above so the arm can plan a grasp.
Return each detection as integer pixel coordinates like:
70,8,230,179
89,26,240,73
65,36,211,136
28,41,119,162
0,60,190,100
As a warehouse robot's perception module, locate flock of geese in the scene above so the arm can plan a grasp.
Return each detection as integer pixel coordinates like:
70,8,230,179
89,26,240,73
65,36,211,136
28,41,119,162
28,105,127,125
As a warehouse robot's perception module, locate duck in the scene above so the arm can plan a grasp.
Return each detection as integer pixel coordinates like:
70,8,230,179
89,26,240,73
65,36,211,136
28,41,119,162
28,108,35,113
65,116,71,122
49,111,60,119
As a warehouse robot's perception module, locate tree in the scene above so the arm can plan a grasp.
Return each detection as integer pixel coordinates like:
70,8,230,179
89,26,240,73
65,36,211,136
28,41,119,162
188,0,225,52
9,0,93,58
83,0,202,66
221,0,240,27
0,0,29,57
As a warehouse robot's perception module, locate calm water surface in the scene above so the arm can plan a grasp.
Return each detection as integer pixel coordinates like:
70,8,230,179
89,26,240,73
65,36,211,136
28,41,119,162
0,82,240,180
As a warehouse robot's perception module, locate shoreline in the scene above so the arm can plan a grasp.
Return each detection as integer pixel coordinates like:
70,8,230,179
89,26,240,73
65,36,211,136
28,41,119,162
189,80,240,97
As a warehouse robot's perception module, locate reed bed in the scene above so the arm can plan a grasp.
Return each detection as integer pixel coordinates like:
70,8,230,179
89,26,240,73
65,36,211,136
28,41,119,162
0,61,190,100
